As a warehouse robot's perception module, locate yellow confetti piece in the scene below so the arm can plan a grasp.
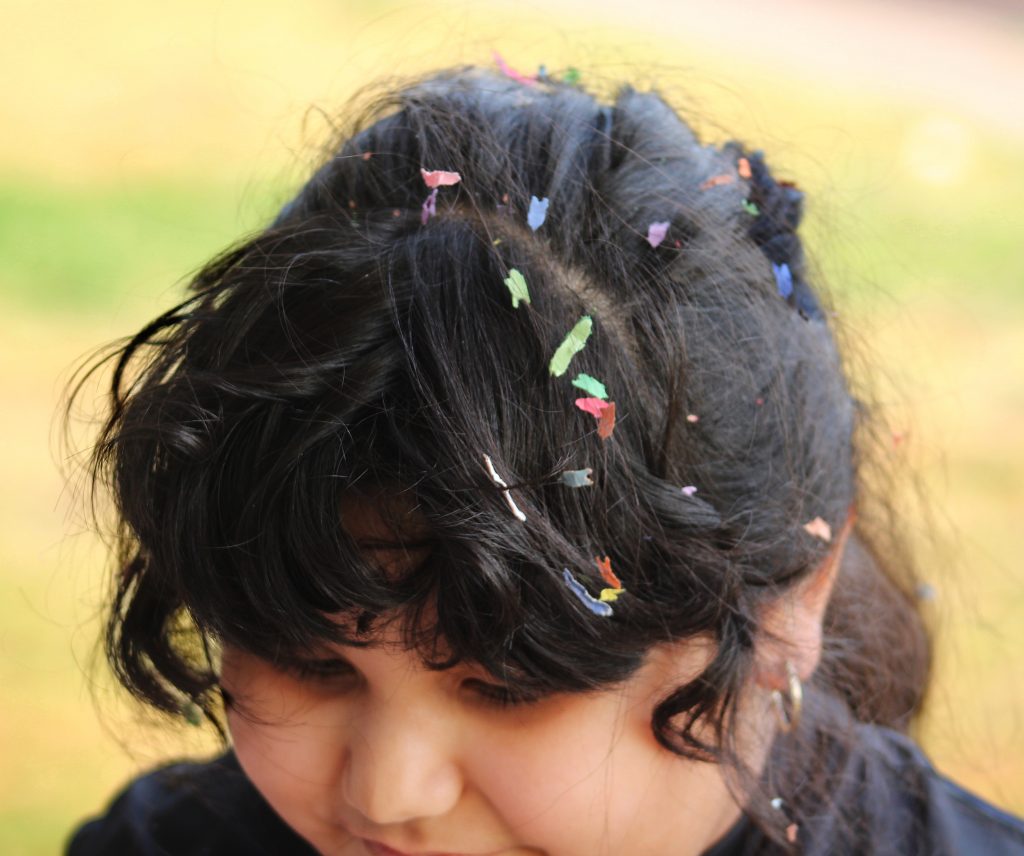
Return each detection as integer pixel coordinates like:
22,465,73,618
599,587,624,603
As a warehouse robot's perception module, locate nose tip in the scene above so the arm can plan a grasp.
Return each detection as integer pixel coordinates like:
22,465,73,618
342,721,464,826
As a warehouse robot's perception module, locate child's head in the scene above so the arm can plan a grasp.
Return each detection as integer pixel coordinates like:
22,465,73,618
76,65,931,854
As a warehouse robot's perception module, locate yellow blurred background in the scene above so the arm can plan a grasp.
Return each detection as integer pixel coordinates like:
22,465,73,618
2,0,1022,853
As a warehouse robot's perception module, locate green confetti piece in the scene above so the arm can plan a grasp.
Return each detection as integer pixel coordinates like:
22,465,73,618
571,372,608,400
549,316,593,377
742,199,760,216
563,67,581,85
503,268,531,308
182,701,202,726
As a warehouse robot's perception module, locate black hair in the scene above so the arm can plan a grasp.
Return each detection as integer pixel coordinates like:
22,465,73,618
66,64,932,851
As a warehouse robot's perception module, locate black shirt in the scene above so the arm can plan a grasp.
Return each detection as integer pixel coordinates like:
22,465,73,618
66,725,1024,855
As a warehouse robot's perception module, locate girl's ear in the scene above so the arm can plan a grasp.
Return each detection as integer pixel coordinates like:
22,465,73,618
752,510,856,691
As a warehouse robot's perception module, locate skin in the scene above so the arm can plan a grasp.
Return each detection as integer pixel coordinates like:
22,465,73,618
220,500,853,856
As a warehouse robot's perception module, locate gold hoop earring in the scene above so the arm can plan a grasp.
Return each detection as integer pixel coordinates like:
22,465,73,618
771,660,803,734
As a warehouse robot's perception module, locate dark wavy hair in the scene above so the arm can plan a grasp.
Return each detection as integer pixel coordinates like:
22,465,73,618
67,65,932,850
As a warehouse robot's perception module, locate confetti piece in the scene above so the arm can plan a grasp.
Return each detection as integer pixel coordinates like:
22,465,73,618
493,51,537,86
599,588,624,602
575,397,610,418
549,315,593,376
392,209,401,218
563,67,581,85
362,151,373,161
755,397,765,406
482,453,527,522
562,569,613,617
597,401,617,440
686,413,699,423
503,268,531,308
421,188,438,225
737,157,751,178
571,373,608,400
493,238,502,246
420,168,462,188
770,798,784,810
742,199,760,216
803,516,832,542
786,824,798,844
773,262,793,299
681,485,698,497
647,221,670,248
595,555,622,589
560,468,593,488
700,174,734,190
182,701,202,726
528,195,549,231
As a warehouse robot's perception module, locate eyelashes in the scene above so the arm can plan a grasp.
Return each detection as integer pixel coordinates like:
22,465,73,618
281,659,542,709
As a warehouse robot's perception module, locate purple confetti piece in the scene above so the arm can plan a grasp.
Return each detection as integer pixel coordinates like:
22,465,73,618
421,188,438,225
527,196,549,231
681,485,698,496
562,569,613,617
647,221,670,248
773,262,793,299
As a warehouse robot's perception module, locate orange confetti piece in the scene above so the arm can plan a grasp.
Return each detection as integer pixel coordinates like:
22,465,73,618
803,516,832,542
700,174,734,190
786,824,798,843
597,401,617,440
595,555,622,589
737,157,751,178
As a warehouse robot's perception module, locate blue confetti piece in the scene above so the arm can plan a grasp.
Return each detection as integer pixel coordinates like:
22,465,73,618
528,196,549,231
562,568,614,617
773,263,793,300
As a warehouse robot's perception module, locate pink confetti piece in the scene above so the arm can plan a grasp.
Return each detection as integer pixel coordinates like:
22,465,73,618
700,174,734,190
420,168,462,188
482,453,526,522
595,555,622,589
421,188,438,225
575,397,610,418
686,413,699,423
786,824,798,844
681,485,698,497
803,516,832,542
597,402,617,440
647,221,670,248
493,51,538,86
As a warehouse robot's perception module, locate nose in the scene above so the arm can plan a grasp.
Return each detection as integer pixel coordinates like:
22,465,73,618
341,701,465,826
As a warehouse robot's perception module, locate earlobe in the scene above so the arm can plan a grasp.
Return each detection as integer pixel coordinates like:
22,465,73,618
753,507,856,690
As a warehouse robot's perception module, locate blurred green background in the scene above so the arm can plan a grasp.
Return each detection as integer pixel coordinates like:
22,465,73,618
2,0,1022,853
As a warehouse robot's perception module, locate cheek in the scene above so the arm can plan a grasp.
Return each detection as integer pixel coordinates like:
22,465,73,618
465,699,669,850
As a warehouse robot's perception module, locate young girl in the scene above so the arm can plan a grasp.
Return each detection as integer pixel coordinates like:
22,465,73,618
64,64,1024,855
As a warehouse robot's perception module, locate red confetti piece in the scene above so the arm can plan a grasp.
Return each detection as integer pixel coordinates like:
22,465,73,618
595,555,622,589
700,174,734,190
420,168,462,188
575,397,610,418
597,402,617,440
